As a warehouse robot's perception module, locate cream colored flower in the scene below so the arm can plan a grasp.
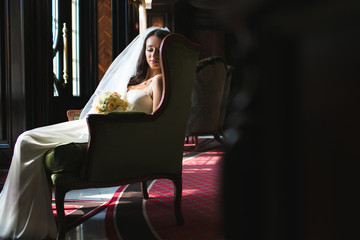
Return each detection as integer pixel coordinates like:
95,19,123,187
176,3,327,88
107,101,116,111
92,91,130,113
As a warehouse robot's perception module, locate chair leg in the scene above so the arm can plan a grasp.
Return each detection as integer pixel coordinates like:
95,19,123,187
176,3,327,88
214,132,222,143
194,136,200,151
49,185,53,199
141,181,149,199
173,175,184,225
54,187,66,240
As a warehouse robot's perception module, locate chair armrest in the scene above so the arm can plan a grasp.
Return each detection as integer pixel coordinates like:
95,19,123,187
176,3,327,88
86,111,151,123
67,110,82,121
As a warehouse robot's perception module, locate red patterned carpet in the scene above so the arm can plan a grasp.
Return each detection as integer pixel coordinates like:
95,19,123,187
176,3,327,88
145,151,223,240
105,150,224,240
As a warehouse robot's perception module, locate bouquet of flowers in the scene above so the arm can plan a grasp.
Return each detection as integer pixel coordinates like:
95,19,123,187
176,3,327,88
92,91,130,113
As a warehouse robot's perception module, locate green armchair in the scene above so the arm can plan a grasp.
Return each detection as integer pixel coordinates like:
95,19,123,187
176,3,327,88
44,34,200,240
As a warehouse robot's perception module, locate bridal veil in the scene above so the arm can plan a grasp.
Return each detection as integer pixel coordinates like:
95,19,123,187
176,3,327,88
80,26,170,119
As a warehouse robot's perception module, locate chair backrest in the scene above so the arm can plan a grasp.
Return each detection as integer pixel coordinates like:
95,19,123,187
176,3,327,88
219,65,233,131
186,56,228,135
84,34,200,183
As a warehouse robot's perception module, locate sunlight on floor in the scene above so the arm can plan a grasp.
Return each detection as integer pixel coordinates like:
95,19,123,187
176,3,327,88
65,187,119,240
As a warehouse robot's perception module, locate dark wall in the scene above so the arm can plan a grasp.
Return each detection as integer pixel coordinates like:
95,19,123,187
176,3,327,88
174,1,227,60
0,0,52,163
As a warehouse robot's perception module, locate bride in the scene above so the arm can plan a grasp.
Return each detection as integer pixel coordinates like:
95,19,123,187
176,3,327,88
0,27,169,240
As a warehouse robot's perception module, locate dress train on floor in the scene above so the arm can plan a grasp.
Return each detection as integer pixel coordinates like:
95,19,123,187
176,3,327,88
0,119,88,239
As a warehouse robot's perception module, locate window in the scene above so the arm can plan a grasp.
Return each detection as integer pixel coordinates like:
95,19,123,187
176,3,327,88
52,0,80,97
71,0,80,96
52,0,59,96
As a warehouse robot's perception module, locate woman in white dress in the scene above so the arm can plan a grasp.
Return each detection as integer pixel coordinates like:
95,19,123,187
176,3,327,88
0,27,169,240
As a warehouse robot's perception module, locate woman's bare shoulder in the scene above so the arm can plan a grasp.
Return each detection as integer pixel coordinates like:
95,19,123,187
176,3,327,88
152,74,163,80
151,74,163,86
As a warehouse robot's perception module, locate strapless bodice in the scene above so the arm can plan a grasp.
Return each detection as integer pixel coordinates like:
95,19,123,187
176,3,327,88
126,89,153,114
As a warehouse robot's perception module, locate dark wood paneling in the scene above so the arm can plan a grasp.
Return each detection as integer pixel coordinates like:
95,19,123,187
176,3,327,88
0,0,10,150
111,0,126,58
147,2,174,32
9,0,27,142
78,0,99,106
191,29,225,60
173,2,226,61
112,0,139,58
97,0,112,82
0,0,10,191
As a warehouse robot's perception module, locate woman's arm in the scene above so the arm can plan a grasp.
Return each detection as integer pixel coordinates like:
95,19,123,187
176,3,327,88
151,74,163,113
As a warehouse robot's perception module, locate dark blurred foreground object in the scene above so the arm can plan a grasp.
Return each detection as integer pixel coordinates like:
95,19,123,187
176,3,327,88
220,0,360,239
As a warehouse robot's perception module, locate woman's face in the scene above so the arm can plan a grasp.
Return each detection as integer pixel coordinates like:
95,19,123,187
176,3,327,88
145,36,162,70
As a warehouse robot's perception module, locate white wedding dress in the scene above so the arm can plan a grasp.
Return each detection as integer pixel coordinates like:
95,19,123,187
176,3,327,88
0,89,153,239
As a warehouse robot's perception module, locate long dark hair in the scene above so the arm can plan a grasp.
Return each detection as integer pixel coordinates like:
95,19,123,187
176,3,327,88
127,29,169,87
